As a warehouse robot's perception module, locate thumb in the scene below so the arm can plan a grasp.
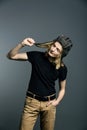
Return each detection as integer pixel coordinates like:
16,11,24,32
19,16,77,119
46,101,52,107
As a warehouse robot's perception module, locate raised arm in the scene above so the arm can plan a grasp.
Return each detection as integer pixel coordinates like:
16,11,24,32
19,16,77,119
7,38,35,60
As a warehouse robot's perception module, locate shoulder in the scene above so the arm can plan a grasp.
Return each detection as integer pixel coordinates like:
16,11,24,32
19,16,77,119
58,63,68,81
59,63,67,73
26,51,45,62
27,51,44,56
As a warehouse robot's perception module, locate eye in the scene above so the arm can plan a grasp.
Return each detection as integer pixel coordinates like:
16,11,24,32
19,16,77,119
53,44,56,47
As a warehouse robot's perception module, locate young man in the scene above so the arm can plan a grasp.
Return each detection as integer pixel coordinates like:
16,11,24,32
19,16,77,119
7,35,73,130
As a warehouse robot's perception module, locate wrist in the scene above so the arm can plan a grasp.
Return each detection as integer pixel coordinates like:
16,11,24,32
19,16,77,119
21,42,26,47
56,99,60,105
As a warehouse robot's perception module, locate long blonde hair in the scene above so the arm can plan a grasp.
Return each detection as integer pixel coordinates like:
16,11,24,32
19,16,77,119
35,41,62,69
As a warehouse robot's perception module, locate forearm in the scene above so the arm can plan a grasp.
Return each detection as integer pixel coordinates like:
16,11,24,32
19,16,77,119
46,80,66,107
7,43,24,58
56,89,65,104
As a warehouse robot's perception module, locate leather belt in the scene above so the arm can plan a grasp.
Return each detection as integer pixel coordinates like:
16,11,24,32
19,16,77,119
27,91,56,101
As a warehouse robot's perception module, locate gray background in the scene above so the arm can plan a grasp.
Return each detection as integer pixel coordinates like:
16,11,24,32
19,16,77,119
0,0,87,130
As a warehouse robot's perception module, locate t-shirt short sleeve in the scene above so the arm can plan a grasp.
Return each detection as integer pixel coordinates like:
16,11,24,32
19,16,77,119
26,51,37,63
58,65,67,81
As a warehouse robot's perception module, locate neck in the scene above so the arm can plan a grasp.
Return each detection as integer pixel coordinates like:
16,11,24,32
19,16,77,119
45,51,62,69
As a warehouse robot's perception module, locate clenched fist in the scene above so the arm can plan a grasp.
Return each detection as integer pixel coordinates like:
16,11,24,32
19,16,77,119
21,38,35,46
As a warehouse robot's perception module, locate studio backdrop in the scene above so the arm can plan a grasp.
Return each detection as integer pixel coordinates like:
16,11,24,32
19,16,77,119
0,0,87,130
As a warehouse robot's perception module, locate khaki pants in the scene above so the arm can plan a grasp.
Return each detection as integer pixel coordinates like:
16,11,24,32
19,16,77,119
20,96,56,130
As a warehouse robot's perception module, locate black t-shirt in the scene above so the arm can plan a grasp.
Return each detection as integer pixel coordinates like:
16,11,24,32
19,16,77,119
26,51,67,96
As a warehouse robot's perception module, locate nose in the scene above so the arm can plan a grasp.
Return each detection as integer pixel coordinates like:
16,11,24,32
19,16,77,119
52,47,56,51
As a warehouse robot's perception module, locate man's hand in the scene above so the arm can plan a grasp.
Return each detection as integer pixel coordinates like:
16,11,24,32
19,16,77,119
46,99,59,107
22,38,35,46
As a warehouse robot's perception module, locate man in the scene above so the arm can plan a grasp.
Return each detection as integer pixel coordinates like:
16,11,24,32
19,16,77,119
7,35,73,130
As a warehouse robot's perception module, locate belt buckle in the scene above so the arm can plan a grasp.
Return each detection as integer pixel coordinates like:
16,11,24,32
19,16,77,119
33,94,36,98
47,96,50,101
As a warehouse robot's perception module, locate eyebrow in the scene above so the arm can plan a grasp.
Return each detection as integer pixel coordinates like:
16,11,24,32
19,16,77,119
54,43,62,53
54,43,59,48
